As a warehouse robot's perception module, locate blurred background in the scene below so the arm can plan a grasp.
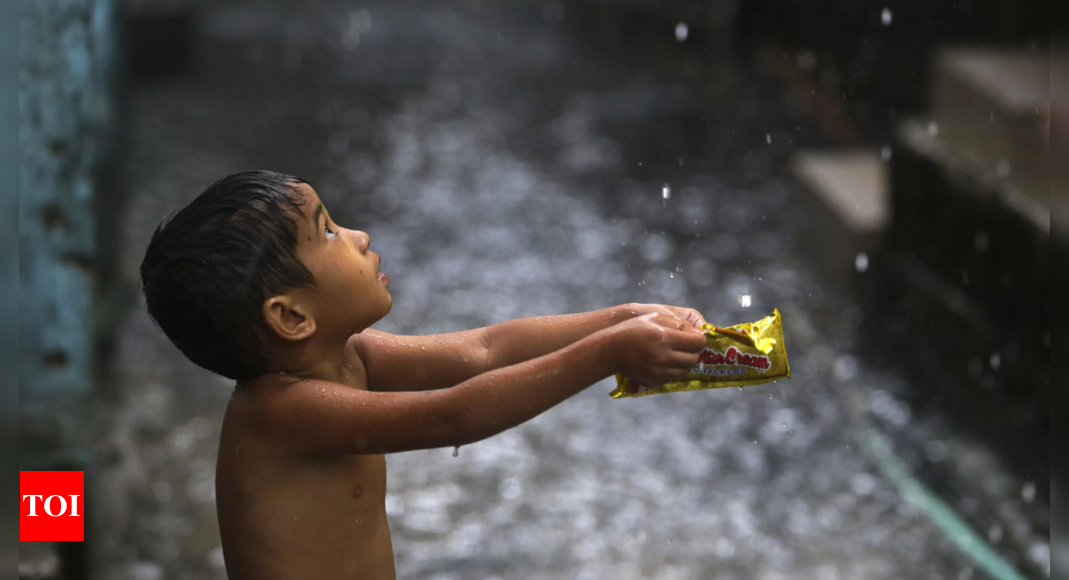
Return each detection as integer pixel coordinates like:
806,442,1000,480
18,0,1055,578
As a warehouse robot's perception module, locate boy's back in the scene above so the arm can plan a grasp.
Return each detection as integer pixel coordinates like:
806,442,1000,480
216,346,396,580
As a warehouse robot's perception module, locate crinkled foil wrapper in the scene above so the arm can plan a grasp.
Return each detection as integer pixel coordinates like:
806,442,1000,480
611,309,790,398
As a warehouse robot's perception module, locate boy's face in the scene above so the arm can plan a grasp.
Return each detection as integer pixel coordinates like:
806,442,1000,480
287,183,392,335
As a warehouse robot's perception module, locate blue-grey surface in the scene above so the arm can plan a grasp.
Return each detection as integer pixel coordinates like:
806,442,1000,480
94,2,1046,579
19,0,118,469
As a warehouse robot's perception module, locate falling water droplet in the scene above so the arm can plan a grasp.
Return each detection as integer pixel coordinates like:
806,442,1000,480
453,446,460,458
674,22,689,42
738,291,752,308
996,159,1012,178
881,7,893,25
766,133,772,144
662,184,671,207
669,273,675,278
1022,481,1036,503
855,252,870,273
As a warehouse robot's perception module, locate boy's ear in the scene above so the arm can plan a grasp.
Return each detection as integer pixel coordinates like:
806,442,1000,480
262,294,317,342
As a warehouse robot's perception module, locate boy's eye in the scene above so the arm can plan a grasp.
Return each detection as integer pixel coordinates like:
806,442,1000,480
325,225,337,239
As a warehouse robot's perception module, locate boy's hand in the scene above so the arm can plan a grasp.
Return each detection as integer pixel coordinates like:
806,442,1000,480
626,303,706,331
607,311,707,387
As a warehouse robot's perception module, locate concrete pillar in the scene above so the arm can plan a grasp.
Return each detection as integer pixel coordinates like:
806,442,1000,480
19,0,119,472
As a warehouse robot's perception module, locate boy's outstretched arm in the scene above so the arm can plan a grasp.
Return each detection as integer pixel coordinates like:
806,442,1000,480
254,312,706,456
356,303,704,392
483,303,705,370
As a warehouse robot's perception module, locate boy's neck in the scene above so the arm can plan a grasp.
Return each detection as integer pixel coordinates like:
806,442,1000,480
268,333,354,384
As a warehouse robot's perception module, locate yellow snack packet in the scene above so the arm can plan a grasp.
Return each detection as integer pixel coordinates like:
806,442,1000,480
611,309,790,398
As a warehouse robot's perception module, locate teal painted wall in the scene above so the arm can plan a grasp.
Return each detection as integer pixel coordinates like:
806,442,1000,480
19,0,119,471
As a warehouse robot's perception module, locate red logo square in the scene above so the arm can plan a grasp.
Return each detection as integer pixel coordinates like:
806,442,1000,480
20,471,85,541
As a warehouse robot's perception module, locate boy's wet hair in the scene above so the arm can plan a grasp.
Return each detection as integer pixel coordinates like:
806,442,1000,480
139,170,316,381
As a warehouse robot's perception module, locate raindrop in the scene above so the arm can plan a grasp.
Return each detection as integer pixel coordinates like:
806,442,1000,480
662,184,671,207
674,22,689,42
925,440,949,463
766,133,772,145
542,1,564,24
1022,481,1036,503
453,446,460,458
989,352,1001,371
855,252,870,273
881,7,893,25
738,291,752,308
988,524,1003,543
996,159,1012,178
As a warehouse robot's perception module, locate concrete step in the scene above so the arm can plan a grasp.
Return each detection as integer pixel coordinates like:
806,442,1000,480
931,47,1049,207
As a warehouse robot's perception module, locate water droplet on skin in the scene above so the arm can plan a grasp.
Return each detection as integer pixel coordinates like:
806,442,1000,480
463,357,469,362
453,446,460,458
881,7,892,25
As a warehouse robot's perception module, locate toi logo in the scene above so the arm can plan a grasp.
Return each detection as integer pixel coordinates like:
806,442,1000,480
20,471,84,541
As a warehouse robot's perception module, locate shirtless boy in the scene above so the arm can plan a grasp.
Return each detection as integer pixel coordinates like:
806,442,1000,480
139,170,707,579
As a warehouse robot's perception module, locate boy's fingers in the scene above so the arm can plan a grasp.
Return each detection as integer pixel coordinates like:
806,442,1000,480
669,329,708,351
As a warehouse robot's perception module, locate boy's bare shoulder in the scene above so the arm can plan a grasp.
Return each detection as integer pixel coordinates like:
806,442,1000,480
226,355,370,440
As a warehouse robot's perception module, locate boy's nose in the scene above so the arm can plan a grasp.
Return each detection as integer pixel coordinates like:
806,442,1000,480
353,230,370,252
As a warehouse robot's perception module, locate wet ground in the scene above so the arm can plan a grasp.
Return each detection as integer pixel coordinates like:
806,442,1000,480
93,1,1046,579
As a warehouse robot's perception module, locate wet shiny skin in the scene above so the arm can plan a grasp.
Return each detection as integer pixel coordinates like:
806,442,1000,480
216,184,396,579
217,352,396,580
